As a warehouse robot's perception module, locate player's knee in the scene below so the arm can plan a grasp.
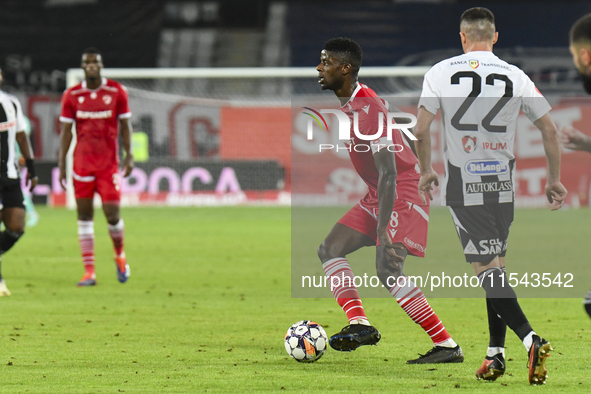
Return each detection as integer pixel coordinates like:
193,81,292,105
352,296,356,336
5,219,25,235
376,261,403,287
317,242,328,261
4,228,24,240
317,241,339,262
106,215,120,225
103,206,120,225
78,214,92,221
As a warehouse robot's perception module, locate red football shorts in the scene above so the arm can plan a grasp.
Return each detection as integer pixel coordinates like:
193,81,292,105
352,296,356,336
73,165,121,204
337,199,430,257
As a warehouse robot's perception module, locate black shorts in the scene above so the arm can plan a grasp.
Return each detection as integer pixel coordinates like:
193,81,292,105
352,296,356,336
0,178,25,210
448,202,514,263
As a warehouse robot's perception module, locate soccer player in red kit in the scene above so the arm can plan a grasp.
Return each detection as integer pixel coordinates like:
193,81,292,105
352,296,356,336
59,48,133,286
315,38,463,363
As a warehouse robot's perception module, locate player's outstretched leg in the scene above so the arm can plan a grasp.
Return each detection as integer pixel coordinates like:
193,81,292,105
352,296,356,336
375,245,463,364
477,267,552,385
392,277,463,364
318,223,380,352
77,220,96,286
475,298,507,381
322,258,381,351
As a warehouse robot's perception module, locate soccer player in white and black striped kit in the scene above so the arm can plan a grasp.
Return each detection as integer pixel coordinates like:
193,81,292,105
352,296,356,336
0,68,38,296
414,8,567,385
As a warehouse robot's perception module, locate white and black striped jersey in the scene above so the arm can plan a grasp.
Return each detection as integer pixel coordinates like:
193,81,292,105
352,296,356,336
0,91,26,179
418,51,551,206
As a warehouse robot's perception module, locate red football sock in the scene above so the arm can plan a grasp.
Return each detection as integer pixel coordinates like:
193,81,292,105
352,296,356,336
389,275,451,345
78,220,95,273
322,258,368,324
108,219,125,257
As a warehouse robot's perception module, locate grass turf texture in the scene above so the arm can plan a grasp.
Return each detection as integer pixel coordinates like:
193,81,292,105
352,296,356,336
0,206,589,392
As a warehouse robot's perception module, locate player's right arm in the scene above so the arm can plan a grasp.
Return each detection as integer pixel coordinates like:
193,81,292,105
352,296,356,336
533,113,567,210
374,148,405,263
414,107,439,205
58,122,73,190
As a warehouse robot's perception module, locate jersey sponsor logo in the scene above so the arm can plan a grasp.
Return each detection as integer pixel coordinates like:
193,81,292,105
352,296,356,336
404,237,425,253
465,180,512,194
462,136,477,153
78,97,85,104
469,60,479,69
479,62,511,71
0,120,16,131
464,159,508,175
76,110,113,119
450,60,467,66
463,239,479,255
479,238,503,255
482,141,507,150
103,95,112,105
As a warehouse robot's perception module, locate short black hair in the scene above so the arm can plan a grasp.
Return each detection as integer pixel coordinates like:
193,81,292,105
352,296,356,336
460,7,495,41
571,14,591,45
82,47,102,57
322,37,363,76
460,7,495,26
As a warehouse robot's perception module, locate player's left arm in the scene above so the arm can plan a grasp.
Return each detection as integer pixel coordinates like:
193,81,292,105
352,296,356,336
374,149,404,262
533,113,567,210
119,118,133,177
15,131,37,191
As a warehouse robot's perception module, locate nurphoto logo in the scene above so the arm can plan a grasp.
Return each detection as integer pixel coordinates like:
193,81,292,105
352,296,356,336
302,107,417,153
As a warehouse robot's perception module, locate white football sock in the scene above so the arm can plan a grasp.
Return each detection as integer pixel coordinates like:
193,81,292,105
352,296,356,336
523,331,536,351
435,338,457,348
350,318,370,326
487,346,505,358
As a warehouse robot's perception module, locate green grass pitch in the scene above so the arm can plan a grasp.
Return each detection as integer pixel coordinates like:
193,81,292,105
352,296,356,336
0,206,590,392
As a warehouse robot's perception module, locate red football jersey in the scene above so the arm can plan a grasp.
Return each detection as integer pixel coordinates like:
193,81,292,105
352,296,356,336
340,83,422,207
60,77,131,173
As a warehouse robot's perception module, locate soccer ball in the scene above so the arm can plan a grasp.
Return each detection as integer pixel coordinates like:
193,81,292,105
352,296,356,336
284,320,328,363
